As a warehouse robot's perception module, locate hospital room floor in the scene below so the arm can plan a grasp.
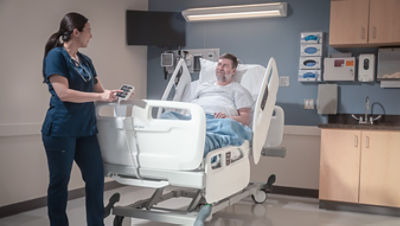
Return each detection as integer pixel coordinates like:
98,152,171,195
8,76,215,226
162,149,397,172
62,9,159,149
1,186,400,226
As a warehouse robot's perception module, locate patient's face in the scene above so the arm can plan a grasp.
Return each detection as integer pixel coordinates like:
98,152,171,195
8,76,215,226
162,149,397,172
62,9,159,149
216,58,236,85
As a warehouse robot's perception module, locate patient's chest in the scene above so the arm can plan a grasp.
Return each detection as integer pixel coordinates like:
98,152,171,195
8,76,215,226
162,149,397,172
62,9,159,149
192,82,238,116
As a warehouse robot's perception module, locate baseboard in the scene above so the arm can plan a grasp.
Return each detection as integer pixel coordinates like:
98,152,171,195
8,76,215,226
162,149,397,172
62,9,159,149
271,185,319,198
0,181,123,219
319,200,400,217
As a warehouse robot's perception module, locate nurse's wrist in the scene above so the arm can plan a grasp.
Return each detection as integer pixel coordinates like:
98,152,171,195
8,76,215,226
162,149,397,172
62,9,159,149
94,93,102,102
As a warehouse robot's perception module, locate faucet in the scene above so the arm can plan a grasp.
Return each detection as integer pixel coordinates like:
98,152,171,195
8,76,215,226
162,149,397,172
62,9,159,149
351,96,383,125
364,96,370,124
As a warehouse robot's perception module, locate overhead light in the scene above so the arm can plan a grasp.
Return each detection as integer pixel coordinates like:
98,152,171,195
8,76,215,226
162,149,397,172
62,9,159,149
182,2,287,22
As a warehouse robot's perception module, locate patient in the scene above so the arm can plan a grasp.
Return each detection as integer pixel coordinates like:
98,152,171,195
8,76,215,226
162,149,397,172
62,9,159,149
191,53,253,126
161,53,253,158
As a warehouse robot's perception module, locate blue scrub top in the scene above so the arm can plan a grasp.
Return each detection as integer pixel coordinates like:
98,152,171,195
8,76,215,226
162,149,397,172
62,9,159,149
42,47,98,137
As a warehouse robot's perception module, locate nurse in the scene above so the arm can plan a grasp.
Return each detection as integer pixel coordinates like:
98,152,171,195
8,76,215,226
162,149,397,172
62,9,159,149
42,12,121,226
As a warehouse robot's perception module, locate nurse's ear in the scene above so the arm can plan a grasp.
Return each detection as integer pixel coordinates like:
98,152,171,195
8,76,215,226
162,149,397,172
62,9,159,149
72,28,80,38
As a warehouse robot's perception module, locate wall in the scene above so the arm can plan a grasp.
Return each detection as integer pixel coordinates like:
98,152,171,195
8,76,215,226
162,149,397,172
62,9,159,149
0,0,148,207
145,0,400,190
147,0,400,126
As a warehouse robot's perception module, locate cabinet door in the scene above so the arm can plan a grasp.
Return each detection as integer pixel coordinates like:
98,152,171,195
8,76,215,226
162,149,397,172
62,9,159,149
369,0,400,45
319,129,361,203
329,0,370,46
359,130,400,207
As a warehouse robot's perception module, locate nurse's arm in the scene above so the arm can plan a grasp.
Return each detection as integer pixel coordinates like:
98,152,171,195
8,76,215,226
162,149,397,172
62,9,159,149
49,75,119,103
93,77,105,92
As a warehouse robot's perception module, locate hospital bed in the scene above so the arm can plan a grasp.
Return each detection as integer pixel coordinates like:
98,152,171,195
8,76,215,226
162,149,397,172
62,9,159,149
97,57,285,226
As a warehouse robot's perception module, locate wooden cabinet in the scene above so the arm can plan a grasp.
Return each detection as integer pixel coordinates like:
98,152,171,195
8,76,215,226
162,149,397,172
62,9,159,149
329,0,400,47
319,129,361,203
329,0,369,46
319,128,400,207
359,130,400,207
368,0,400,45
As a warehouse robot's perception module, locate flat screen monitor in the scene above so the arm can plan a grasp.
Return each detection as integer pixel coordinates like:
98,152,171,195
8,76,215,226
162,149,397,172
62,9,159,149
126,10,186,47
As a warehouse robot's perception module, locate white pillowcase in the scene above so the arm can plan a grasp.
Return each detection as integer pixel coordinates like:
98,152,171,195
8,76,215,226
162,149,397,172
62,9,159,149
198,58,266,101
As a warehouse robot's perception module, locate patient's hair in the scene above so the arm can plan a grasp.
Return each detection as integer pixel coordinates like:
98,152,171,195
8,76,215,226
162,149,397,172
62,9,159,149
44,12,88,57
220,53,238,69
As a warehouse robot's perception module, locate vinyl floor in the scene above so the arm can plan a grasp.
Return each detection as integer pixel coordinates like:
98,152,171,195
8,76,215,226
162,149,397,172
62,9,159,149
1,186,400,226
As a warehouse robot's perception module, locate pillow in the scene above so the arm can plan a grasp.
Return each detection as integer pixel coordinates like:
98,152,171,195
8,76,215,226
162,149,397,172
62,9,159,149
198,58,217,83
198,58,266,101
239,64,266,101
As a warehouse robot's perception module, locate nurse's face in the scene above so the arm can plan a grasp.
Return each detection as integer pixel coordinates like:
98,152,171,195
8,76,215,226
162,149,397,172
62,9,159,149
77,22,92,48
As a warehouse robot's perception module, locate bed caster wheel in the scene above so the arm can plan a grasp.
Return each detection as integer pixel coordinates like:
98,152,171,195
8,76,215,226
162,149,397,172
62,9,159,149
251,190,267,204
113,215,124,226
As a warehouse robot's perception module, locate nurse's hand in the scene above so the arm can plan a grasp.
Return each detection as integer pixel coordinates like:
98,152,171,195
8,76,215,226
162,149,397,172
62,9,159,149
99,89,122,102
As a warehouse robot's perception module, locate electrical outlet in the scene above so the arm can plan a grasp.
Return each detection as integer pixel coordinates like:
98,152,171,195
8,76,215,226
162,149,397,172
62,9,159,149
279,76,290,87
304,99,315,110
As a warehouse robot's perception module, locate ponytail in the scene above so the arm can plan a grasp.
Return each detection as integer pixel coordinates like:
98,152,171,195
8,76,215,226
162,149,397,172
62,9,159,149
42,12,88,82
44,31,63,57
43,12,88,57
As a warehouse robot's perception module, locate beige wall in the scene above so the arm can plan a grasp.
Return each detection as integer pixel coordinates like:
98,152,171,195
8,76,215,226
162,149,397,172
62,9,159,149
0,0,148,207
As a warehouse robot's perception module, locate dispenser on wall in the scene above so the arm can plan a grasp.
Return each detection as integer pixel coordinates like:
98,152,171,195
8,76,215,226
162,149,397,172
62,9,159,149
358,54,375,82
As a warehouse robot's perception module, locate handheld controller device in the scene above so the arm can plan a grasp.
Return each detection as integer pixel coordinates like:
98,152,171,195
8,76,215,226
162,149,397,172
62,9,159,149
116,84,135,101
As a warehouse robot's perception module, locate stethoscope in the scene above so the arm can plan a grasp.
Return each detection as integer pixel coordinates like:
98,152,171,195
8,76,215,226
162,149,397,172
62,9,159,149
70,57,92,82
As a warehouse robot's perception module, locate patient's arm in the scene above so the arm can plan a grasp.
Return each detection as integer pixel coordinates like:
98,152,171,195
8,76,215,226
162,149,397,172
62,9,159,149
214,108,251,126
231,108,251,126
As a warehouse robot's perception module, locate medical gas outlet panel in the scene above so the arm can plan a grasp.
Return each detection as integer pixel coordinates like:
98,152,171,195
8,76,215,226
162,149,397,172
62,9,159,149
161,48,220,74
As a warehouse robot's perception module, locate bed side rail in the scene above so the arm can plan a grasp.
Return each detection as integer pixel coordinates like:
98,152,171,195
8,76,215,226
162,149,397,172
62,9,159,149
133,100,207,171
252,57,280,164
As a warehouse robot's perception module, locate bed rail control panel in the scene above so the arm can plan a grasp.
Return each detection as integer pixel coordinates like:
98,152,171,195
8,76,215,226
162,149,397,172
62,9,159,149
116,84,135,100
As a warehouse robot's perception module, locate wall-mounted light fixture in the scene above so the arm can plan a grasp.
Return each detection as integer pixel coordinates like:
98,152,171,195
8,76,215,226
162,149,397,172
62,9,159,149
182,2,287,22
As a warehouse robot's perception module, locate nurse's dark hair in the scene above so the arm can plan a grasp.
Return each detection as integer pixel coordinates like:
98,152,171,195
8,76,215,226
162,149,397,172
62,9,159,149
219,53,239,69
44,12,88,57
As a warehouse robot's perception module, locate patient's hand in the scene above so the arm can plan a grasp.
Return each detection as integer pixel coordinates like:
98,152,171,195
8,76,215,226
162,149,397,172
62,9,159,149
214,112,227,119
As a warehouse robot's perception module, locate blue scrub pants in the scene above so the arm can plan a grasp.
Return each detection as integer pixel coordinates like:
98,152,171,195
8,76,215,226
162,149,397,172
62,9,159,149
42,135,104,226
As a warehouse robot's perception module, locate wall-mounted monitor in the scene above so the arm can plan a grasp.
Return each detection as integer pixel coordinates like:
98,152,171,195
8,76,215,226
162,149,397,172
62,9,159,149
126,10,186,47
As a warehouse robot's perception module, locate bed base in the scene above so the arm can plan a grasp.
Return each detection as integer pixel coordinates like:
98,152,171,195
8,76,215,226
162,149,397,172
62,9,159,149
108,177,276,226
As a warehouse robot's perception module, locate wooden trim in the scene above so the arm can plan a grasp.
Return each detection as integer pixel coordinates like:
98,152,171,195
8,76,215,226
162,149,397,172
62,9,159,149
0,124,322,137
0,123,41,137
0,181,124,219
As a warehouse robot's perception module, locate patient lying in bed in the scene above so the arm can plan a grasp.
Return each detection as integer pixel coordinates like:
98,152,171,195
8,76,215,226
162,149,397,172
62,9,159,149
163,53,254,156
191,53,253,126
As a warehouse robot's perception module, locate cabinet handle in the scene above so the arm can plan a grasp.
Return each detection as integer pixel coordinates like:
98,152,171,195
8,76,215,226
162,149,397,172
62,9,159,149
354,135,358,148
365,136,370,148
372,26,376,40
361,27,366,40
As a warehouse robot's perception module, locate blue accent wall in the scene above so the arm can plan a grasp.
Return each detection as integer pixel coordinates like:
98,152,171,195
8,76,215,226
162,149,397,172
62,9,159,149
147,0,400,126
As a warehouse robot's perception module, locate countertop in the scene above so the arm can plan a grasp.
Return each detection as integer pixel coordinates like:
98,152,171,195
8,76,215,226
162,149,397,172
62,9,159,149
319,123,400,131
320,114,400,131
